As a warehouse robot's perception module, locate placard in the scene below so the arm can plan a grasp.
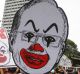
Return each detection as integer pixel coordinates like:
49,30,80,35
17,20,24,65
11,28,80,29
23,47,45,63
0,27,15,66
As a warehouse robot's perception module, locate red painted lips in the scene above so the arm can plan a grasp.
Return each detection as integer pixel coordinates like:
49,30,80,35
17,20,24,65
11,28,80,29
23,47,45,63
20,43,49,69
0,53,7,63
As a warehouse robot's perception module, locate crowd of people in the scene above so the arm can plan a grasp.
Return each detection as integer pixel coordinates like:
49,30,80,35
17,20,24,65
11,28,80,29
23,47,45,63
0,66,80,74
49,66,80,74
0,67,21,74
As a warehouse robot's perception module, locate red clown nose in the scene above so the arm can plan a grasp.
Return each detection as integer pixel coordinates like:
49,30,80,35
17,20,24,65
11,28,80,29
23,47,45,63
29,43,44,52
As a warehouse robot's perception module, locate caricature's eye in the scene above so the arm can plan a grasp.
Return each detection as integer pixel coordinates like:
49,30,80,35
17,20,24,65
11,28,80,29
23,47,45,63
0,50,6,54
24,32,34,42
24,32,34,38
44,36,55,47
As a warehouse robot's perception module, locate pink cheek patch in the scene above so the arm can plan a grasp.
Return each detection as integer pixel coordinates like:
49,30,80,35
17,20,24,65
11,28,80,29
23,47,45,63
0,53,7,63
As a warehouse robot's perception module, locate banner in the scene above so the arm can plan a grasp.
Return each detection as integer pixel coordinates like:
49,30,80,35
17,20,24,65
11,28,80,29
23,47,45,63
0,27,15,66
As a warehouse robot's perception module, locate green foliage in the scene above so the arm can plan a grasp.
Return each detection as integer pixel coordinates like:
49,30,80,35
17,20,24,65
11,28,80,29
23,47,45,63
64,39,80,66
64,39,78,57
66,39,77,50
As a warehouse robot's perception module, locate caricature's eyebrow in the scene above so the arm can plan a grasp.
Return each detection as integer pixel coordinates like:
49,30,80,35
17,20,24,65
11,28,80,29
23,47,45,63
25,20,39,32
43,23,58,33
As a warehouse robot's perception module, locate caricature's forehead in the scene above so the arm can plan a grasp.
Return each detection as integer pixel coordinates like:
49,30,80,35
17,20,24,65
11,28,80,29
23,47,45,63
19,2,65,36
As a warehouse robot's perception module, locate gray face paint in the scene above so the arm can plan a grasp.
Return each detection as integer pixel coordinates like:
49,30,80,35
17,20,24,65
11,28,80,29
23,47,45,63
10,0,68,74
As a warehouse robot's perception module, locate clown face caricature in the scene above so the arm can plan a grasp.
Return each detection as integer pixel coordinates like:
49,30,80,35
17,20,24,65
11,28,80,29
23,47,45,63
9,0,69,74
0,41,10,65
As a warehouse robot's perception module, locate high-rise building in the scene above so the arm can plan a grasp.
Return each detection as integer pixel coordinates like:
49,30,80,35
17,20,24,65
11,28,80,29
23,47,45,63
2,0,29,33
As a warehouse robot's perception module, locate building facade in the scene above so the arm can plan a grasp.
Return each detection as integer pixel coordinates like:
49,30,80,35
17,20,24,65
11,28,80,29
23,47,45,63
2,0,29,33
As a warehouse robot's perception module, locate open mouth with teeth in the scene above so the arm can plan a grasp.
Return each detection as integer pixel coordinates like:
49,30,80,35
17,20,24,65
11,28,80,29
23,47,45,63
20,48,49,69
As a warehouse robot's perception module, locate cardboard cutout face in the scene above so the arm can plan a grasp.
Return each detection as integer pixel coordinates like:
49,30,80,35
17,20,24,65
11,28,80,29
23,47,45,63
0,41,9,65
10,0,68,74
0,28,10,66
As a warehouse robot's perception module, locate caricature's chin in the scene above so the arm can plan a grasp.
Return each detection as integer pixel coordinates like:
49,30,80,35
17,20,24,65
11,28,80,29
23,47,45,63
20,48,49,69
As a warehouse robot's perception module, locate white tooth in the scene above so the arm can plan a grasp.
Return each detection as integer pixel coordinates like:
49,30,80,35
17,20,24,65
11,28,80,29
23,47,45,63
27,49,47,55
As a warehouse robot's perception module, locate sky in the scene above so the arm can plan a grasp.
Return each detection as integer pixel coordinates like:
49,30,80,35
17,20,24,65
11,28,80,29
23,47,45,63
0,0,80,51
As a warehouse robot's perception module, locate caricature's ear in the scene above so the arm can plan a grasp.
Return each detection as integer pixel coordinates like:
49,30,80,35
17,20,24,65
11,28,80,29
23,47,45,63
63,21,69,42
58,7,69,42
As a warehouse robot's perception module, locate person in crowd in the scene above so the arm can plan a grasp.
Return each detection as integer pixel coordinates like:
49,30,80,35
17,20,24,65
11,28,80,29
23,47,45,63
54,66,67,74
66,67,74,74
78,68,80,74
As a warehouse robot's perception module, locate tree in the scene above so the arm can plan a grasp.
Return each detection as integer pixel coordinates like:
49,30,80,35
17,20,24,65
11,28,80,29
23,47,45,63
64,39,77,58
64,39,80,66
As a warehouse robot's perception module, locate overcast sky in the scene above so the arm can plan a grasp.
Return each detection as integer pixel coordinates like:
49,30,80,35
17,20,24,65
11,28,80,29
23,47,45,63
0,0,80,51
